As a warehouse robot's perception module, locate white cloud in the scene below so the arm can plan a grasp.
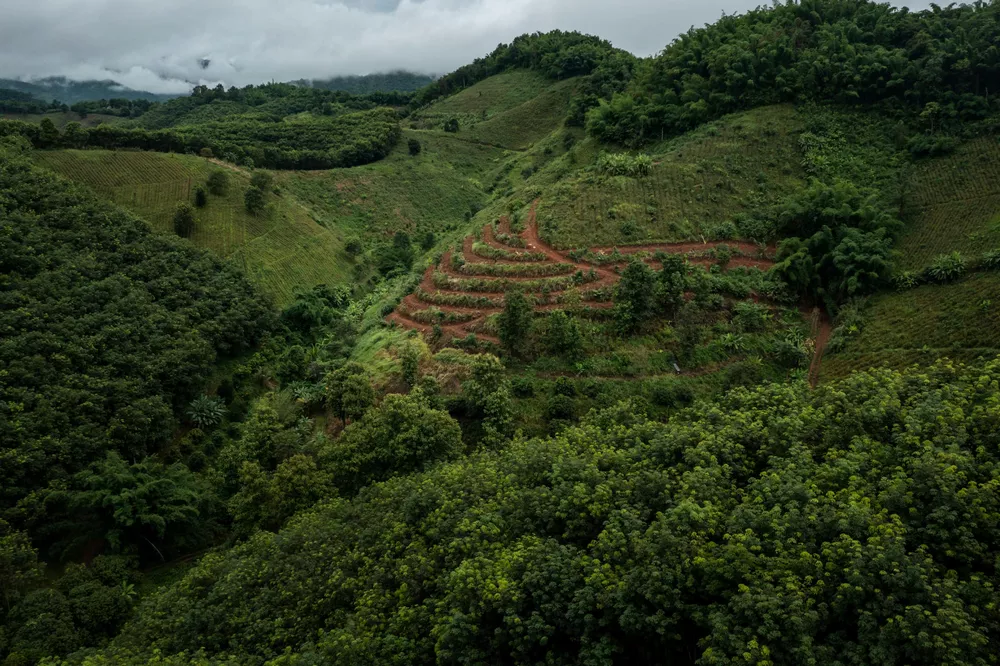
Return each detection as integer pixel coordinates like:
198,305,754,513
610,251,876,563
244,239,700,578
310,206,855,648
0,0,934,94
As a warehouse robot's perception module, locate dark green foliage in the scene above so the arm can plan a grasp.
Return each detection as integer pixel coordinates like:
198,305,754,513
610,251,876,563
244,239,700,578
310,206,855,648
301,71,435,94
443,118,459,133
324,362,376,424
228,455,335,538
345,237,364,257
774,179,896,303
2,555,139,664
319,393,463,496
172,202,195,237
0,106,402,171
244,185,267,216
498,290,533,356
647,378,694,408
86,360,1000,665
193,185,208,208
461,355,514,447
613,258,657,333
0,521,42,616
249,171,273,192
59,453,219,562
206,170,229,196
376,231,415,276
543,310,583,361
0,146,274,545
408,138,422,156
420,232,436,251
0,88,65,114
588,0,1000,146
411,30,633,109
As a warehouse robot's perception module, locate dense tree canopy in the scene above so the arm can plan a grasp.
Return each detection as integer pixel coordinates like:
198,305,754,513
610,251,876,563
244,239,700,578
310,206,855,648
588,0,1000,145
53,358,1000,665
0,139,275,550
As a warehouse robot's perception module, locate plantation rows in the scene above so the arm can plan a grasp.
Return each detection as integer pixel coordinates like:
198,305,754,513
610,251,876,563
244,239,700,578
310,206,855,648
35,151,194,188
388,201,776,345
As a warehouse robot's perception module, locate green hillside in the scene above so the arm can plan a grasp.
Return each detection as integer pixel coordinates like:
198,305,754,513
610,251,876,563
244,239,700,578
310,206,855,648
33,150,352,305
10,5,1000,666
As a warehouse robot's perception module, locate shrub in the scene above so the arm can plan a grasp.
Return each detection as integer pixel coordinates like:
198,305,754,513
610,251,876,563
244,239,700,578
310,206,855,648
187,395,225,428
193,186,208,208
250,171,273,192
511,377,536,398
892,270,921,290
206,170,229,196
408,138,422,156
244,186,267,216
924,252,967,283
648,379,694,408
596,152,653,177
979,249,1000,270
443,118,459,133
199,147,214,158
173,203,195,238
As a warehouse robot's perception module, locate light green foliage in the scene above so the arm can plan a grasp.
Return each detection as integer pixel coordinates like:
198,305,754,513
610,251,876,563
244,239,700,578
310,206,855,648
33,150,351,306
186,396,225,429
85,359,1000,665
228,455,335,537
595,151,652,176
925,251,968,283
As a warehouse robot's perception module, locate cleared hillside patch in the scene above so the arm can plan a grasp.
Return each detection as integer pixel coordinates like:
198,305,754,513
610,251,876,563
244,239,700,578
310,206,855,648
34,149,351,305
410,70,553,129
536,105,806,249
1,110,123,128
821,272,1000,380
278,130,502,246
896,136,1000,270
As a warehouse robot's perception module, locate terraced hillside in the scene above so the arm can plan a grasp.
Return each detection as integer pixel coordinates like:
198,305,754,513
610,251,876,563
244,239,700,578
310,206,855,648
34,150,351,305
388,201,777,345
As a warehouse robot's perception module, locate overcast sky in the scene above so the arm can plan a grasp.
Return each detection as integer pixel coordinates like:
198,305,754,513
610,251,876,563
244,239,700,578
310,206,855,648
0,0,933,93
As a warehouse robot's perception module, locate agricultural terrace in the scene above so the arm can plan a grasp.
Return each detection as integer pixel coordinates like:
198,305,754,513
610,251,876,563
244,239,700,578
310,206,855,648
387,200,821,385
34,150,351,306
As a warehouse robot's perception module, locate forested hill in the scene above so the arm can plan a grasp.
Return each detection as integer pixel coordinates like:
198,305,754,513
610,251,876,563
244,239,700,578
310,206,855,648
293,70,436,93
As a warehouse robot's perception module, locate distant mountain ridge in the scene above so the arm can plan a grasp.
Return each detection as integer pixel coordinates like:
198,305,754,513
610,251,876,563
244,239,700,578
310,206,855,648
289,70,436,94
0,77,179,104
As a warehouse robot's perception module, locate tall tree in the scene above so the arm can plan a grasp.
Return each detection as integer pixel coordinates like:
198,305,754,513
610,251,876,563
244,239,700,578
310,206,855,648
498,290,533,357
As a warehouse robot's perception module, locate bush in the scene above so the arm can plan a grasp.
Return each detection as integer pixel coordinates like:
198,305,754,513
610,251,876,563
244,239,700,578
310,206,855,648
244,185,267,216
206,170,229,196
443,118,459,133
511,377,536,398
173,203,195,238
648,379,694,408
345,238,363,256
545,393,575,421
250,171,273,192
979,249,1000,270
199,147,214,158
408,138,422,156
596,152,652,177
924,252,967,283
193,186,208,208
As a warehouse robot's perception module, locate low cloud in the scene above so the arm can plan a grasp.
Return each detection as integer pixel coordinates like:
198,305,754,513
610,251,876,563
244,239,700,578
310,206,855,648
0,0,931,94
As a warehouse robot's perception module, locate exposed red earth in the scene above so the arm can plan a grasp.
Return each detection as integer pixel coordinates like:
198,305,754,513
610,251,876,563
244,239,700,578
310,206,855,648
386,201,823,374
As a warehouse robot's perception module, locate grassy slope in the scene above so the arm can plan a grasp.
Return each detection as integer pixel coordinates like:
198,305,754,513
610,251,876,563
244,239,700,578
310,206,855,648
411,72,579,151
821,134,1000,380
536,105,806,248
821,273,1000,380
896,135,1000,270
278,129,505,247
1,110,124,128
33,150,351,306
